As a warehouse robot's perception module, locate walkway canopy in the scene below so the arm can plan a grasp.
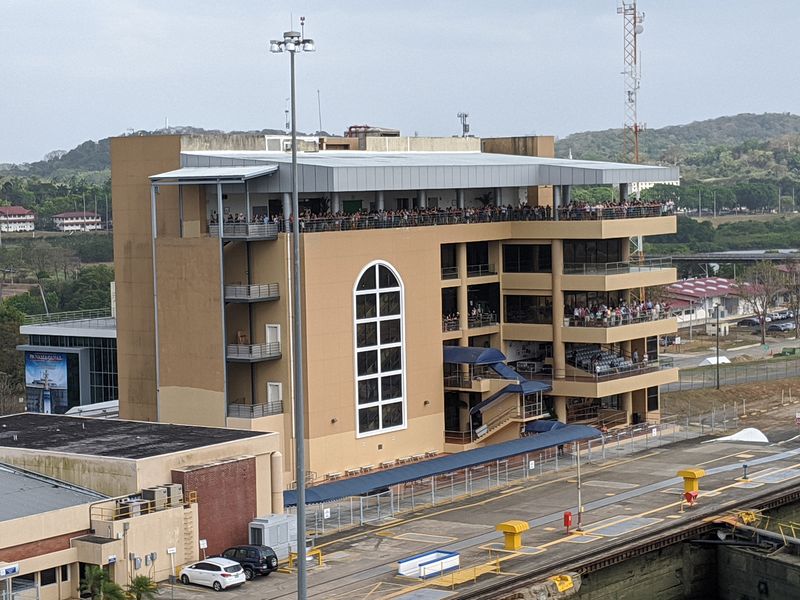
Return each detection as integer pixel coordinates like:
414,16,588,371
283,423,599,506
149,165,279,185
443,346,506,365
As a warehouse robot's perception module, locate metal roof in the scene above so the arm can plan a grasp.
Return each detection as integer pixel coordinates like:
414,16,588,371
150,165,279,183
0,463,105,521
177,151,680,194
443,346,507,365
283,424,600,506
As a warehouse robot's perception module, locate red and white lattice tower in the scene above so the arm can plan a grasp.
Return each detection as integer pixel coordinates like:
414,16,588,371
618,1,644,164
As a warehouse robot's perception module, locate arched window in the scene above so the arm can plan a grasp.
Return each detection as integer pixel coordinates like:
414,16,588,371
354,261,406,437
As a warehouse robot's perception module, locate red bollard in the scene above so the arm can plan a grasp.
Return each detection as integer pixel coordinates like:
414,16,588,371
564,511,573,534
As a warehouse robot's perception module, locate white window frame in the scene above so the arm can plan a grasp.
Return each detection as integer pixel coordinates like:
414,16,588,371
353,260,407,438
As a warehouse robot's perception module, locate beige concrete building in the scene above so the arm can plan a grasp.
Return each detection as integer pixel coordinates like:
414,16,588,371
111,134,679,488
0,412,284,598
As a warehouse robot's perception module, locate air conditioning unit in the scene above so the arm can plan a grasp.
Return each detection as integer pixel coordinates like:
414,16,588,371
162,483,184,507
117,499,148,519
249,515,294,560
141,487,168,511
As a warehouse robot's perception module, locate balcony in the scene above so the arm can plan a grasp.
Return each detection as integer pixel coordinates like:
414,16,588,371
227,401,283,418
226,342,281,362
442,317,461,334
224,283,280,303
467,263,497,277
563,257,673,275
468,313,499,329
209,222,278,240
562,313,677,344
441,266,459,280
550,357,678,397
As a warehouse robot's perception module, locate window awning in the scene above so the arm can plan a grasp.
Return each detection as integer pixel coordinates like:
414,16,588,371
283,424,600,506
149,165,279,183
443,346,506,365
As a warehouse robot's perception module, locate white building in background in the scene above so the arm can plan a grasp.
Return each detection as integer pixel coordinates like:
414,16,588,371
53,211,102,231
663,277,746,329
0,206,35,232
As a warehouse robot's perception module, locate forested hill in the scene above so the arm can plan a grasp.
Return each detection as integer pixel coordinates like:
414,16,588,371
555,112,800,166
0,126,293,181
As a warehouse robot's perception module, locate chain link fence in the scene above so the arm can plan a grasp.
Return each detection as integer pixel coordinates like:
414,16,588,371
663,357,800,393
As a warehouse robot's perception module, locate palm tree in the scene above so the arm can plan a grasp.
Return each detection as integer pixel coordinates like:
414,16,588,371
126,575,157,600
79,566,126,600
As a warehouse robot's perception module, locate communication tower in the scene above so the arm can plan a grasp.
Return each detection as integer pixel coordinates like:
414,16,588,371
457,112,470,137
617,1,644,163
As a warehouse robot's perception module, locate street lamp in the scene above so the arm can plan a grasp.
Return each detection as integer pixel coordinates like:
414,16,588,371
715,303,721,390
270,20,315,600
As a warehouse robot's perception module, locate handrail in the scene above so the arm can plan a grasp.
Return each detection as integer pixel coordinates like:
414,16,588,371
441,266,459,280
227,401,283,418
279,204,674,233
224,283,280,300
442,319,461,332
209,222,279,238
467,263,497,277
468,313,499,329
563,256,673,275
23,307,112,325
565,311,673,328
226,342,281,360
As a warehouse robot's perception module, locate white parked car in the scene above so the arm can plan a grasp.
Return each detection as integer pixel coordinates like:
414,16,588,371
180,557,246,591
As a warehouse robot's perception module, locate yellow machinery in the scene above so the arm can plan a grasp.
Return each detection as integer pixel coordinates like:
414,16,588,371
495,520,530,551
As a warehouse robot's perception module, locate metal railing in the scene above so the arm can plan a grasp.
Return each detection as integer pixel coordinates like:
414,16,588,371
227,401,284,418
224,283,279,301
563,355,675,382
442,318,460,332
563,256,673,275
23,307,112,325
663,356,800,393
282,204,674,234
467,313,499,329
226,342,281,360
209,222,279,239
467,263,497,277
565,310,673,328
443,373,475,388
441,266,459,280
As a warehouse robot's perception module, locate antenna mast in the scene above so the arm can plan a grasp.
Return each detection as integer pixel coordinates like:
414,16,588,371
457,112,470,137
617,1,644,163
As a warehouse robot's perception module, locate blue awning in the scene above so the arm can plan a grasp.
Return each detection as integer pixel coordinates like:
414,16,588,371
470,380,552,415
525,420,566,433
283,424,600,506
443,346,506,365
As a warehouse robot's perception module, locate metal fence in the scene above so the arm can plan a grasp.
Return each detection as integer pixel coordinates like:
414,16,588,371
289,417,703,540
23,307,112,325
663,358,800,392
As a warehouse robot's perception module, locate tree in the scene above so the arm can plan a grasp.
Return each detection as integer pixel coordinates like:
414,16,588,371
0,372,25,416
80,566,126,600
736,262,786,344
126,575,157,600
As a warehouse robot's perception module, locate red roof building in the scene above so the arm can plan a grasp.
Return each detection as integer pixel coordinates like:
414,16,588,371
0,206,35,232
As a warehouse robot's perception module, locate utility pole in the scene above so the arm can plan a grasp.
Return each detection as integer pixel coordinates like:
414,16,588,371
618,1,645,163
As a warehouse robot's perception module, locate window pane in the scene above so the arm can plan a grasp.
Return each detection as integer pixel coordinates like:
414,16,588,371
358,379,378,404
378,265,399,288
380,319,401,344
357,266,376,290
381,402,403,428
359,406,380,433
61,566,69,582
40,568,57,586
380,291,400,316
356,322,377,347
357,350,378,376
381,347,401,372
356,294,376,319
381,375,402,400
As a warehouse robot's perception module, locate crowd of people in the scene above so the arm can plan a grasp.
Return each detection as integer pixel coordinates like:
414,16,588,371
209,199,674,233
566,299,672,327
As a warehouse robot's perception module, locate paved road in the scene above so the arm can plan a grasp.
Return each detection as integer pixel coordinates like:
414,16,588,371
164,434,800,600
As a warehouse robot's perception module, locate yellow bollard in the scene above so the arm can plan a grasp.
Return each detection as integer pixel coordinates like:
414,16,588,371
495,520,530,551
677,468,705,505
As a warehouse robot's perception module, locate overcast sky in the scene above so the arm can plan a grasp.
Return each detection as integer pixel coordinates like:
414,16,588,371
2,1,799,163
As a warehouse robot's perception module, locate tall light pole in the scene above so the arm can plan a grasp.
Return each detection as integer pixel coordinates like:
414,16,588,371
270,21,315,600
575,441,583,532
715,303,721,390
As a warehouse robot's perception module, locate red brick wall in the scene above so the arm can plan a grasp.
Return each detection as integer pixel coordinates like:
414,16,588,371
172,457,257,555
0,530,90,562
